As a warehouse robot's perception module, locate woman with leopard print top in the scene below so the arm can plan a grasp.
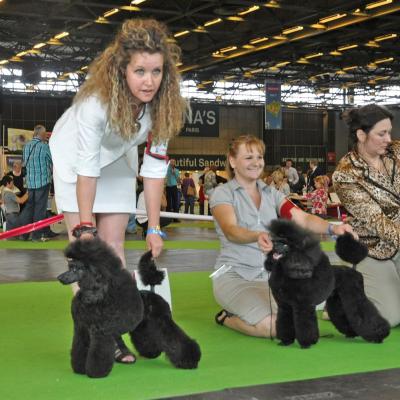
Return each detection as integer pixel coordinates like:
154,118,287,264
333,104,400,327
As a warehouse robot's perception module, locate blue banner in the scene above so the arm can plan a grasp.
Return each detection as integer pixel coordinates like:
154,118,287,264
265,81,282,130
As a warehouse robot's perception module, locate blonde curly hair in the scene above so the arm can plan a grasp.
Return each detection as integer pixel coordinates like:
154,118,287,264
74,18,187,141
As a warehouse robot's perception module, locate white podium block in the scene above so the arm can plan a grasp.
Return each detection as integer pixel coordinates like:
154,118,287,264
134,268,172,310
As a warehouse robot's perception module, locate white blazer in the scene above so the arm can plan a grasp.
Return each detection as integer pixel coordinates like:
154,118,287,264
49,96,168,183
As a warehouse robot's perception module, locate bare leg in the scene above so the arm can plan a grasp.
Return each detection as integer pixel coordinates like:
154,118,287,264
217,311,277,338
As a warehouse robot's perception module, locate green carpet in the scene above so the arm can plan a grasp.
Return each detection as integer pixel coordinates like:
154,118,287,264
0,240,336,251
0,272,399,400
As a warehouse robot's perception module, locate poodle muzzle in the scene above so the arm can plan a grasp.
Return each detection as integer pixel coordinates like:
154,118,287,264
57,260,86,285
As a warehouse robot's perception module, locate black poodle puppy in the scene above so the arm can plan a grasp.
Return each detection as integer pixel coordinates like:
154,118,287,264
58,239,201,378
265,219,335,348
58,238,143,378
130,251,201,369
326,233,390,343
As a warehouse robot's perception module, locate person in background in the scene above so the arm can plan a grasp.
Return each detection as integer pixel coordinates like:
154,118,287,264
197,177,206,215
49,19,187,363
166,159,180,220
181,172,196,214
210,135,355,338
284,159,299,192
21,124,53,241
271,169,290,195
204,165,217,215
6,160,26,197
0,175,28,231
304,175,328,217
136,189,172,237
333,104,400,327
306,159,324,192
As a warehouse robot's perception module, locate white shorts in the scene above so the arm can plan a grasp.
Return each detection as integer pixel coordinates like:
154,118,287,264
53,156,136,214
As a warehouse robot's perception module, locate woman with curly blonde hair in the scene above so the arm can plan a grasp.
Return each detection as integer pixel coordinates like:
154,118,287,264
50,19,187,363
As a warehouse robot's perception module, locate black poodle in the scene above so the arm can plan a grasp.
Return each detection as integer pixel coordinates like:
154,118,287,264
264,219,390,348
265,219,335,348
58,238,201,378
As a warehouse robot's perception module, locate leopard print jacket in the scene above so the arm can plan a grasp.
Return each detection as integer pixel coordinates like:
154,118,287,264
333,140,400,260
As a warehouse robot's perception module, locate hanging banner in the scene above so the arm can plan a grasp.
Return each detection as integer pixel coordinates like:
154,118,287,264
169,154,226,171
265,80,282,130
180,103,219,137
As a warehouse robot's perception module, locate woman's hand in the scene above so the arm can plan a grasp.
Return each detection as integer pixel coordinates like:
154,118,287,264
146,233,164,258
258,231,273,253
332,223,358,240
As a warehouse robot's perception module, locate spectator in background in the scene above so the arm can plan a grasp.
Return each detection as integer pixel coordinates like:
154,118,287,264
198,177,206,215
21,124,53,241
6,160,26,197
306,159,324,192
181,172,196,214
166,159,180,220
271,169,290,195
0,175,28,231
204,165,217,215
304,175,328,217
284,159,299,192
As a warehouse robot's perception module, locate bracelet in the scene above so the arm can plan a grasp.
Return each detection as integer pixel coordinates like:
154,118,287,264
72,223,98,238
326,223,336,237
146,225,167,239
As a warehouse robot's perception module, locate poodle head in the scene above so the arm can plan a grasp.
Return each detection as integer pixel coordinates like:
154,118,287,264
57,238,123,303
265,219,322,279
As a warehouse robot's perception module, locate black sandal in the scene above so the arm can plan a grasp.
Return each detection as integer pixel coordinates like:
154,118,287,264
215,309,233,326
114,336,136,364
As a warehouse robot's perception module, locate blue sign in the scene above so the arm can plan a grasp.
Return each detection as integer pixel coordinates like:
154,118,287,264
265,81,282,130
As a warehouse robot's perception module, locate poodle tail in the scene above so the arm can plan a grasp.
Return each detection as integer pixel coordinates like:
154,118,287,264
138,251,165,287
335,232,368,266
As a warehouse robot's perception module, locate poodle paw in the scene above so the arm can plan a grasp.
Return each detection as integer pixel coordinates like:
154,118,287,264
278,340,294,346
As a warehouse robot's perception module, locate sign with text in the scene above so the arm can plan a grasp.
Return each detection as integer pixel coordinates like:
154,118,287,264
169,154,226,171
180,103,219,137
265,80,282,130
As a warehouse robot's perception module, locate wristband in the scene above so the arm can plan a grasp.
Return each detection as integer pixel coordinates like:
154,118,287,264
146,225,167,239
72,224,98,238
326,223,336,237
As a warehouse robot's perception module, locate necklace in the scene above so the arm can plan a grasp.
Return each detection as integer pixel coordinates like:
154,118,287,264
134,104,146,132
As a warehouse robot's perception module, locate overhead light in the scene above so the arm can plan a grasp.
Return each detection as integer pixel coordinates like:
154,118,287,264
343,66,358,71
272,34,287,40
250,68,264,74
375,33,397,41
310,23,326,29
335,70,346,75
319,13,347,24
0,59,9,65
238,5,260,15
275,61,290,67
103,8,119,18
204,18,222,27
202,80,213,85
367,62,377,68
352,8,369,16
81,66,88,70
174,30,190,38
242,44,255,49
16,51,28,57
304,52,324,59
264,1,280,8
175,62,183,67
365,0,392,10
268,66,280,72
211,51,225,58
250,37,268,44
338,44,358,51
95,17,110,24
223,75,236,80
375,76,390,81
33,42,46,49
131,0,146,4
365,40,380,47
329,50,343,56
296,58,310,64
374,56,394,64
54,31,69,39
226,16,244,22
47,38,63,45
120,5,140,11
219,45,237,53
282,26,304,35
193,26,207,33
10,56,23,62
